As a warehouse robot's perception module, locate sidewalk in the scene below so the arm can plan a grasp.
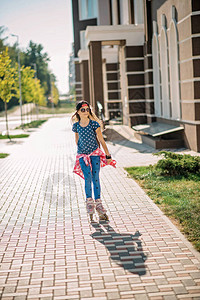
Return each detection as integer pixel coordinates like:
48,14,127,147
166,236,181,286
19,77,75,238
0,117,199,300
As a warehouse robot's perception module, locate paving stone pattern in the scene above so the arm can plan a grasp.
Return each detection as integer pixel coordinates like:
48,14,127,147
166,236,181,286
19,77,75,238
0,117,200,300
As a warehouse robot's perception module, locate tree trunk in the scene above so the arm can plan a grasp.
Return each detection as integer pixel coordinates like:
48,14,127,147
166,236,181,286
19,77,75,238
36,103,39,120
4,101,11,140
25,103,27,124
30,102,32,122
29,103,31,123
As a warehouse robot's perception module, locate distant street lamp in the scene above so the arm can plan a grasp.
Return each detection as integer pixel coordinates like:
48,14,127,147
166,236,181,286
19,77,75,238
11,34,23,128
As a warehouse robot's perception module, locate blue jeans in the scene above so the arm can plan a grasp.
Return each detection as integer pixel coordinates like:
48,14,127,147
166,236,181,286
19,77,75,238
79,155,101,200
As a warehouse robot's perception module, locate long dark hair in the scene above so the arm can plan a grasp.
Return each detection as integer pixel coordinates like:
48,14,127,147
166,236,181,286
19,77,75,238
71,100,92,122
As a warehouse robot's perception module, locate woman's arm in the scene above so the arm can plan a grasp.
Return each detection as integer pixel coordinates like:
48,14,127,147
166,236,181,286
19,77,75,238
75,132,79,145
96,127,112,163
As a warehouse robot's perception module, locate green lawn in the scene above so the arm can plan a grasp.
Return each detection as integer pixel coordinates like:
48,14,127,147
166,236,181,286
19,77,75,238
125,166,200,252
0,153,9,158
0,134,29,139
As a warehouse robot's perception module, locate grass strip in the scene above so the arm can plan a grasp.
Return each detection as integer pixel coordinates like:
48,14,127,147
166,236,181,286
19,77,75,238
125,166,200,252
0,153,9,158
16,119,47,129
0,134,29,139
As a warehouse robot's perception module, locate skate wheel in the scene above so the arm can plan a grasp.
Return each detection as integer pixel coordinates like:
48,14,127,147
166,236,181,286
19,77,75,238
99,214,109,222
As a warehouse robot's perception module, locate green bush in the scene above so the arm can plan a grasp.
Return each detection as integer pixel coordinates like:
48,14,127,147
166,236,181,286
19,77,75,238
153,151,200,176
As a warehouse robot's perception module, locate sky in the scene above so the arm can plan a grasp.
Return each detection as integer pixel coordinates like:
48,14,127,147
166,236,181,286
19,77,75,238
0,0,74,94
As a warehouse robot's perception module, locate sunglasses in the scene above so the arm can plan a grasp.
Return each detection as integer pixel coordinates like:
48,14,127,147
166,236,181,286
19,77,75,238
80,107,89,112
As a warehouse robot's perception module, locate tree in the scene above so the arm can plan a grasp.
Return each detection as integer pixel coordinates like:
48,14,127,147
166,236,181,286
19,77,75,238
51,81,59,106
34,79,46,106
0,35,56,113
0,49,17,138
20,66,35,103
19,66,46,120
20,66,36,122
22,41,52,96
0,27,20,112
0,26,8,52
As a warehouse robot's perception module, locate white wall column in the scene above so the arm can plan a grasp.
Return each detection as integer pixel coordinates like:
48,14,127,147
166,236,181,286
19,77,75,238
152,21,161,117
119,45,129,125
160,15,170,118
102,60,109,120
112,0,119,25
119,0,129,25
134,0,144,24
169,6,181,120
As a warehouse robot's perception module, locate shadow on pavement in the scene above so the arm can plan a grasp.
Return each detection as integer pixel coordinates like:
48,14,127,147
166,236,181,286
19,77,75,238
43,173,77,207
104,128,188,155
104,128,155,153
110,139,154,153
90,223,147,275
5,140,25,145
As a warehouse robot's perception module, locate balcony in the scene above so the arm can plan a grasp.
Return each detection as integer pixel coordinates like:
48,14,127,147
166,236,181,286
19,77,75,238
85,24,144,46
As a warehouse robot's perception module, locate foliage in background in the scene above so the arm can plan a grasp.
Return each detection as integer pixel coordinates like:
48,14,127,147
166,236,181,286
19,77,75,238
21,41,52,96
0,26,8,52
153,151,200,176
33,78,46,107
51,81,59,106
38,101,75,115
0,48,18,137
20,66,35,103
0,26,59,112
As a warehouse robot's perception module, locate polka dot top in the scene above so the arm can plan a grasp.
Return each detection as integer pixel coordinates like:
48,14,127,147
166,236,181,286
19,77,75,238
72,119,100,154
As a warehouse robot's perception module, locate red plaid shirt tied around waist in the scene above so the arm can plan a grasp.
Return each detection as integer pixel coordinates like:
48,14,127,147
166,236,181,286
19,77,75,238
73,147,116,179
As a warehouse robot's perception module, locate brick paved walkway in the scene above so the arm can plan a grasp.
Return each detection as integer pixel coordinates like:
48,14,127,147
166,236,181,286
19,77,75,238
0,117,200,300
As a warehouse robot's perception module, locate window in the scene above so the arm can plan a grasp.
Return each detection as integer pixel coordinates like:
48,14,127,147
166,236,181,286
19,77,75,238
79,0,98,20
80,31,87,50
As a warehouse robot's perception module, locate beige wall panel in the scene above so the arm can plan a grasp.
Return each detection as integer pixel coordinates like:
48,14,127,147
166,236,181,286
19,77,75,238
181,102,195,121
180,81,194,100
184,123,198,151
179,60,193,81
179,38,193,62
177,17,192,42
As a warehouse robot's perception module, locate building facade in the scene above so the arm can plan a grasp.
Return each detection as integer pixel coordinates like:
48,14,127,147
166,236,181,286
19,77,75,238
71,0,200,152
150,0,200,151
68,43,76,92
